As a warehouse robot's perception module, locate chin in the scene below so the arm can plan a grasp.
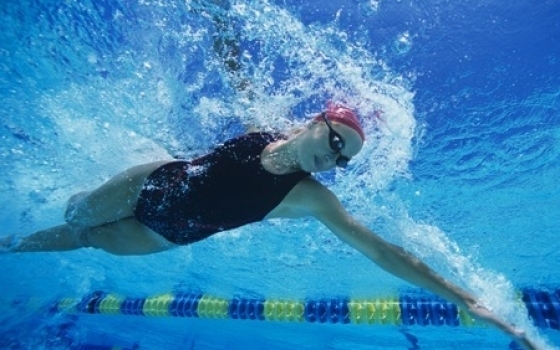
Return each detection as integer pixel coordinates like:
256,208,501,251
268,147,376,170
301,164,315,173
297,161,313,173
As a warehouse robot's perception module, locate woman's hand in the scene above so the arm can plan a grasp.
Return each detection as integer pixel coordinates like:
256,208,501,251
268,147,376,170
462,297,542,350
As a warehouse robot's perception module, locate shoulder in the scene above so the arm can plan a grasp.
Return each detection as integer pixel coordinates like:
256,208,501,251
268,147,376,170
223,132,283,147
211,133,278,158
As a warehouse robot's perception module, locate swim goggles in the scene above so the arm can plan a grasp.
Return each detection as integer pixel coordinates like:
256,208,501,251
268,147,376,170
321,112,350,168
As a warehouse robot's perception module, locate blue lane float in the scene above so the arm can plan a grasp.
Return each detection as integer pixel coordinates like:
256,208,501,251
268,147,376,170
10,289,560,330
523,289,560,330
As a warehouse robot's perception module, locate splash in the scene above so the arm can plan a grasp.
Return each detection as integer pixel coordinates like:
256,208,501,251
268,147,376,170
193,0,420,202
378,194,556,349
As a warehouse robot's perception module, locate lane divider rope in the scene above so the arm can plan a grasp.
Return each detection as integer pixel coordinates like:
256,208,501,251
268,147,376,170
8,289,560,330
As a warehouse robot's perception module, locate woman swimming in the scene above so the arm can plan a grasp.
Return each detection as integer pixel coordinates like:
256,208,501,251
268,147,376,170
3,103,541,350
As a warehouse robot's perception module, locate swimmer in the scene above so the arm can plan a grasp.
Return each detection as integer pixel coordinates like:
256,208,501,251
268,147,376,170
2,103,541,350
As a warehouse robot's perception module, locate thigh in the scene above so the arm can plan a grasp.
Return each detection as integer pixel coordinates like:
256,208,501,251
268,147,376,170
86,218,177,255
65,160,174,227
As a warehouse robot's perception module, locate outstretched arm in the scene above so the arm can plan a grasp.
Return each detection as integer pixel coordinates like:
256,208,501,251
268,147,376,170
322,214,538,348
274,178,542,350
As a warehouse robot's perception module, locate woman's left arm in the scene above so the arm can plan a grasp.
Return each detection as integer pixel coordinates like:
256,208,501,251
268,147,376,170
283,179,541,350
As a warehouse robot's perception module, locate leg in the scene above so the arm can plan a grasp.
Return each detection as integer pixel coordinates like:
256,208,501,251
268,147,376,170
9,218,177,255
85,218,177,255
8,225,86,252
3,160,177,255
65,160,171,227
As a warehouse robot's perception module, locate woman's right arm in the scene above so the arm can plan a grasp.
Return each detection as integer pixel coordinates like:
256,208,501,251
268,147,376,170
272,178,542,350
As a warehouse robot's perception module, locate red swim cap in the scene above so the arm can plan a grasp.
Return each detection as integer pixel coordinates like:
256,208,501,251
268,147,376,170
315,103,365,141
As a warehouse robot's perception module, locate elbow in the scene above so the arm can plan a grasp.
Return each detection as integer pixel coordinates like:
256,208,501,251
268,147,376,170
360,237,416,269
336,224,389,263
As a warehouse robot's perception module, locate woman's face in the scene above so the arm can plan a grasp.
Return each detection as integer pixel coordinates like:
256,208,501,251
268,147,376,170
297,121,363,172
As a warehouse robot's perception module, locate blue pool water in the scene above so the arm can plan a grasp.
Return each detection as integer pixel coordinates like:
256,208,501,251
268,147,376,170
1,0,559,349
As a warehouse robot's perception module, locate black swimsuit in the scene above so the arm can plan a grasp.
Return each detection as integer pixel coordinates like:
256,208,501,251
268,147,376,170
134,132,310,245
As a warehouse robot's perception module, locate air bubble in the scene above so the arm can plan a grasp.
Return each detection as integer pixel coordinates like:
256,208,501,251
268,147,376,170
358,0,380,17
392,32,412,56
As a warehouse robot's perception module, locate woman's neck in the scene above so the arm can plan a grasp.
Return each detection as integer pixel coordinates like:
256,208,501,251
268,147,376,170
260,136,301,175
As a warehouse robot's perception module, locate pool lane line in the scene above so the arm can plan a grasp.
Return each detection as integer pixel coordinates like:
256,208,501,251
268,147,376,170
8,288,560,330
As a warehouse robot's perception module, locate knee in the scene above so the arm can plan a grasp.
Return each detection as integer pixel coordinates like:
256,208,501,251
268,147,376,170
75,227,102,250
77,228,91,248
64,191,91,226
